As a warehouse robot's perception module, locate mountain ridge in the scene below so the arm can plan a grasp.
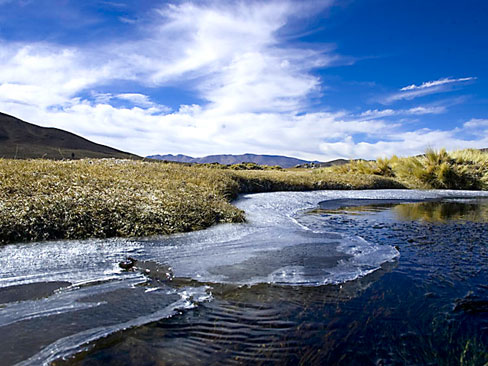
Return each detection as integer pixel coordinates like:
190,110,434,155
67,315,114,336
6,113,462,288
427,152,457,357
0,112,140,160
148,153,317,168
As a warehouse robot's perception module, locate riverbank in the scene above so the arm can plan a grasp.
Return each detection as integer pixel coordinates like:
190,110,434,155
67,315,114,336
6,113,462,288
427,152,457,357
0,158,403,244
2,189,488,365
330,148,488,190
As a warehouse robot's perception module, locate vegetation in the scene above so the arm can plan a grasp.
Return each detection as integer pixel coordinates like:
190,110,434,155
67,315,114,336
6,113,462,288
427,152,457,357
195,161,283,170
0,158,402,244
329,148,488,190
0,159,243,244
2,149,485,244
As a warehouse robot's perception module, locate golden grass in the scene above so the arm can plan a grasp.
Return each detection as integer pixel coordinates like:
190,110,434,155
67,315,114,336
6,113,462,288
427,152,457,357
329,148,488,190
0,158,403,244
0,159,244,244
232,168,403,192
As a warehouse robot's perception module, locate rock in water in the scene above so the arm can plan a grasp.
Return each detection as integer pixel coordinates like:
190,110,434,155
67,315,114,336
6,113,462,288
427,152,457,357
119,257,174,282
119,257,136,270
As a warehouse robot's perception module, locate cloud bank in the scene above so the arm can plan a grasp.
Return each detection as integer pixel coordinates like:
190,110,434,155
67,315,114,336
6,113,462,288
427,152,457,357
0,1,485,161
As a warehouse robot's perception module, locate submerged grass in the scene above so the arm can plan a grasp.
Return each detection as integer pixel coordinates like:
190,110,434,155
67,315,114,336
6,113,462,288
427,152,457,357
0,158,402,244
329,148,488,190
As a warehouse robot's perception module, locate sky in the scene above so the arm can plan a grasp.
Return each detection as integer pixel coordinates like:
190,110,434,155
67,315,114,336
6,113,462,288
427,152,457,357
0,0,487,160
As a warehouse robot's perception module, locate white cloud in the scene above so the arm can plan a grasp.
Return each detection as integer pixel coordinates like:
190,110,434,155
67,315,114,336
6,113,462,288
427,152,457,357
0,1,486,162
360,109,396,118
0,42,116,108
115,93,171,112
405,106,446,115
118,17,137,24
463,118,488,129
319,129,488,160
384,77,476,103
0,1,331,111
3,92,486,161
400,77,476,91
116,93,153,106
359,105,445,119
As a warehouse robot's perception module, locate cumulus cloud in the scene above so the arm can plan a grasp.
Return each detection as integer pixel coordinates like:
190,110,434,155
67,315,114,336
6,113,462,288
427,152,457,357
319,129,488,160
0,1,486,162
0,1,330,111
0,1,337,151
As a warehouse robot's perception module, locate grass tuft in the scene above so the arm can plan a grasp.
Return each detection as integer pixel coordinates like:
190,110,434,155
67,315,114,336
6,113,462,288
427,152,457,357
329,148,488,190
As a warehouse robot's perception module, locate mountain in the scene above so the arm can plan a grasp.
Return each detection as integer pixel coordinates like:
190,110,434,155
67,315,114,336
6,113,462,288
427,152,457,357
0,112,140,160
147,153,313,168
297,159,351,168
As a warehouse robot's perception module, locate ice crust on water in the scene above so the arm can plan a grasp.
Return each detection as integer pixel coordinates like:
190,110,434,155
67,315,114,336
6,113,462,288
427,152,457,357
3,189,488,365
135,189,488,286
2,190,488,291
15,285,211,366
0,238,145,287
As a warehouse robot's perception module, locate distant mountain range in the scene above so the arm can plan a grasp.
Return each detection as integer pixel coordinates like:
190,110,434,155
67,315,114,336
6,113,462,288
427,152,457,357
0,112,139,160
147,153,350,168
5,111,483,165
147,153,312,168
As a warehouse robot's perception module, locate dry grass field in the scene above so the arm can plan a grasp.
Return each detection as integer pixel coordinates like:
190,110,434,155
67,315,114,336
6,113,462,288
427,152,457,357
0,158,402,244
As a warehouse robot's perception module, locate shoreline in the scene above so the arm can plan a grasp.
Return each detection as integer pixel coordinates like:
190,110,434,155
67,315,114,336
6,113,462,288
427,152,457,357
0,158,476,245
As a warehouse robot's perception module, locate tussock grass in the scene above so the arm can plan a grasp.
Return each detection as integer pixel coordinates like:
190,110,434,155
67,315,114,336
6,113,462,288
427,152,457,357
0,158,402,244
330,148,488,190
0,159,243,244
233,168,403,193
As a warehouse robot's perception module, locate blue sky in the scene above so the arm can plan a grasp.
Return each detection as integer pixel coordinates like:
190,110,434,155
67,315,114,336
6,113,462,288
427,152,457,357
0,0,487,160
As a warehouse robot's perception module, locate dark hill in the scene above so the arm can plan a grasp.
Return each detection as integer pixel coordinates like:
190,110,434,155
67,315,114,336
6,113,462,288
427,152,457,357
147,153,313,168
0,112,139,159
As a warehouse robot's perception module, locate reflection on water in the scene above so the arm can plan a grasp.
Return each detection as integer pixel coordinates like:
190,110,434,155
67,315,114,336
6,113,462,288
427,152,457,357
394,199,488,222
311,197,488,223
53,194,488,366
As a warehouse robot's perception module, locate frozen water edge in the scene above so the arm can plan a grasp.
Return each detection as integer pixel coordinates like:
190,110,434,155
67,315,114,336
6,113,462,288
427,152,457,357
2,189,488,290
136,189,488,287
3,189,488,366
15,286,211,366
235,189,488,226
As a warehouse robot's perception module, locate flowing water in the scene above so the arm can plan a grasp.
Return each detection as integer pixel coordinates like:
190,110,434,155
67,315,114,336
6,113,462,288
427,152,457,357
1,190,487,365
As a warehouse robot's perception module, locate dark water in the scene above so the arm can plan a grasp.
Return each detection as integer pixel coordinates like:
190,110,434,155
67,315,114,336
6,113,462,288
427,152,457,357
47,197,488,366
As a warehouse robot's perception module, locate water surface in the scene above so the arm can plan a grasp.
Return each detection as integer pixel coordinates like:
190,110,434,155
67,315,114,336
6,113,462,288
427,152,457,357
1,190,487,365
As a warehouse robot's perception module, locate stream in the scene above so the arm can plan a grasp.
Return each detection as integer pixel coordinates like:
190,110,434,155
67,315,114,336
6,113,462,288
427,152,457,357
1,189,487,365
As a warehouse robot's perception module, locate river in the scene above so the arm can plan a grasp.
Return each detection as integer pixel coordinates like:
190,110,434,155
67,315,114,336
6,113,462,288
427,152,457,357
1,190,487,365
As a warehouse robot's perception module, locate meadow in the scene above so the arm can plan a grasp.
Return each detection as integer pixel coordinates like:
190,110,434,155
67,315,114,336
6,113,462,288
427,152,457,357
1,148,486,244
0,158,400,244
